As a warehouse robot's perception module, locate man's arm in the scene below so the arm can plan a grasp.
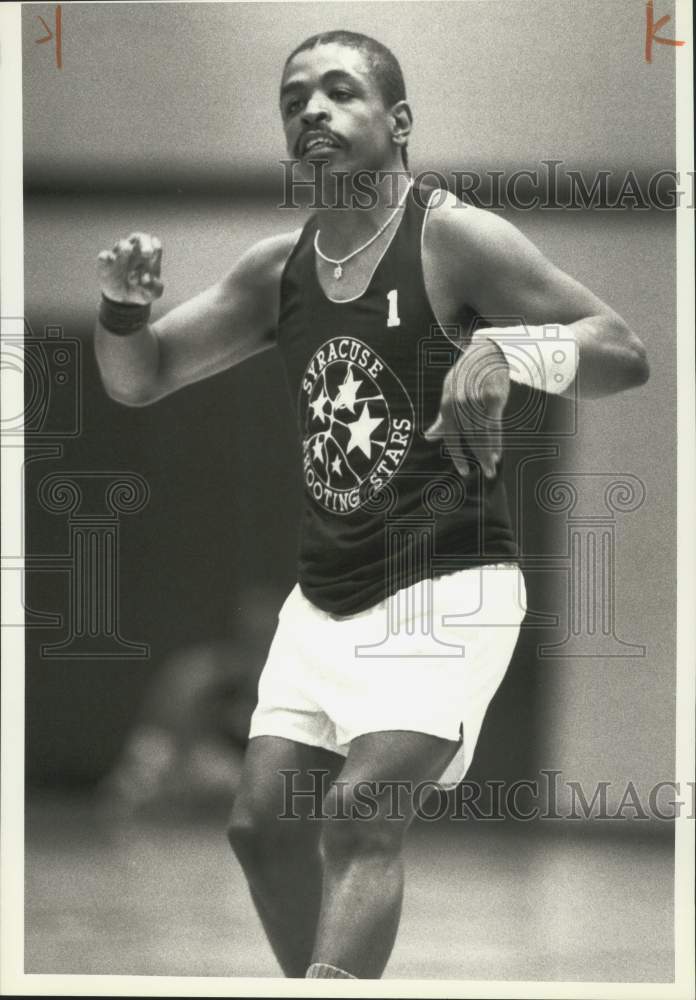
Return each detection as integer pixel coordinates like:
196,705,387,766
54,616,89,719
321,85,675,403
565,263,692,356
94,230,300,407
426,193,650,399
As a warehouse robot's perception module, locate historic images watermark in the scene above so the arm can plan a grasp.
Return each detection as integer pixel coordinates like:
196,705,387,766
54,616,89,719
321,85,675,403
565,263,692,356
319,317,647,663
278,769,695,823
279,160,692,212
1,316,150,657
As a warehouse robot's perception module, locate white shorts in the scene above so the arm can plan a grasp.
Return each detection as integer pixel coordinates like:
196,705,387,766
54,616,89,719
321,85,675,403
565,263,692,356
248,563,527,789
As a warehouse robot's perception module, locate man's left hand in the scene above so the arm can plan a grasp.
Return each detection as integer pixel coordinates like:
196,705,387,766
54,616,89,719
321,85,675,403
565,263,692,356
424,338,510,479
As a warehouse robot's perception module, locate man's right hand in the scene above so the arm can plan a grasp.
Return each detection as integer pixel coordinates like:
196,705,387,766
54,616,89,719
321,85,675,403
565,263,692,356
95,229,297,406
97,232,164,305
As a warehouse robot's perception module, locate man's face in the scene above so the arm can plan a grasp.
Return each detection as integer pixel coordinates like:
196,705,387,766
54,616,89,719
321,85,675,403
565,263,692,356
280,43,398,176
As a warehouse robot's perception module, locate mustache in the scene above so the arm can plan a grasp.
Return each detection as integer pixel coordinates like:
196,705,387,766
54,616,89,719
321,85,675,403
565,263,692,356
295,128,343,157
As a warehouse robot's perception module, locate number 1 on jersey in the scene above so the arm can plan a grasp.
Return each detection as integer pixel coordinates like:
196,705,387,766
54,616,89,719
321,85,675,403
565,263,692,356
386,289,401,328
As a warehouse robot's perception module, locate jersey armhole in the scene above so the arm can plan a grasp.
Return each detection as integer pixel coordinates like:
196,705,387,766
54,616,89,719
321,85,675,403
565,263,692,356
419,189,463,349
279,226,305,283
274,226,306,340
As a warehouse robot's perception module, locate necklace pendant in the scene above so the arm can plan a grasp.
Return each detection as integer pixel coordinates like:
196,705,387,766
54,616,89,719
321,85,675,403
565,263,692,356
334,263,343,279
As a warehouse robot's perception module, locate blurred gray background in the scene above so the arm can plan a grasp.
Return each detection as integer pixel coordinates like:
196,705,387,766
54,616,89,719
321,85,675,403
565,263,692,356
21,0,679,982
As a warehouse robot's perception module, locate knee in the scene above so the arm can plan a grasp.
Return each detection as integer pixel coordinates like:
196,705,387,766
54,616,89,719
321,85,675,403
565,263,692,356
226,792,279,862
226,802,261,862
226,796,313,868
319,787,404,865
319,815,402,866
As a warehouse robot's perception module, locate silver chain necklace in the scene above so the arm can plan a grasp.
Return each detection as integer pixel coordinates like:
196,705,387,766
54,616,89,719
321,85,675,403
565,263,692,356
313,179,414,279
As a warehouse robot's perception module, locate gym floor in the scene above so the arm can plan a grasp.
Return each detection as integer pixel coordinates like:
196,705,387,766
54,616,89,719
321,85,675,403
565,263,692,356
25,793,673,983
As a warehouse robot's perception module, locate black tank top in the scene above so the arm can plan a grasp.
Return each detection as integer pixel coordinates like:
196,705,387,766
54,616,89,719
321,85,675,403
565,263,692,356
276,185,517,616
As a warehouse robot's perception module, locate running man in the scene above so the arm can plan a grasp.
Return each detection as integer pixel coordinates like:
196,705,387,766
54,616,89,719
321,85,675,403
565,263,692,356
94,31,649,980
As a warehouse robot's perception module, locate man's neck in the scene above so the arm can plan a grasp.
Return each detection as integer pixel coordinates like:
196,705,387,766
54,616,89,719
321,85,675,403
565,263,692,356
315,165,412,255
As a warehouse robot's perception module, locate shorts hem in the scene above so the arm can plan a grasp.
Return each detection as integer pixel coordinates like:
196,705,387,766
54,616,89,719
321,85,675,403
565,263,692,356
341,722,464,748
247,725,347,759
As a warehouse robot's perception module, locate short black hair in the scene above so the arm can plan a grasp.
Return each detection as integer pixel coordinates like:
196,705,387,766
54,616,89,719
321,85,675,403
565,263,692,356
284,30,409,167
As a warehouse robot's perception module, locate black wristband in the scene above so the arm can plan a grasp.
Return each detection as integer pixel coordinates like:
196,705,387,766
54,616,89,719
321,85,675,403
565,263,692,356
98,294,152,336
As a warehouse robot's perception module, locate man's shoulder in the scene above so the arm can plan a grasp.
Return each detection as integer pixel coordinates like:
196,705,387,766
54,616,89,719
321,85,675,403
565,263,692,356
237,229,303,286
422,189,536,308
423,189,508,255
212,229,303,327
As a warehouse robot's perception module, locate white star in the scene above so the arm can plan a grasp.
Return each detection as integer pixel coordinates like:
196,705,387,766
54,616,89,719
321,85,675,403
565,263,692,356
331,455,343,476
334,366,363,413
346,403,384,460
312,437,324,463
309,389,329,424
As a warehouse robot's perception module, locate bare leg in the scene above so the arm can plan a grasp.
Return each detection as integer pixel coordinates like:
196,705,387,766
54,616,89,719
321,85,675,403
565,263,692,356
311,730,460,979
226,735,344,977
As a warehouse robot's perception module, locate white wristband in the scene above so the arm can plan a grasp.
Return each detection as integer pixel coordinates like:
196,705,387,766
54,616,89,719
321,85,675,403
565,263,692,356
471,324,579,395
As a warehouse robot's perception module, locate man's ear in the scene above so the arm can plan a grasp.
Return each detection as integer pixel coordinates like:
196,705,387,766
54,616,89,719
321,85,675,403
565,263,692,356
390,100,413,151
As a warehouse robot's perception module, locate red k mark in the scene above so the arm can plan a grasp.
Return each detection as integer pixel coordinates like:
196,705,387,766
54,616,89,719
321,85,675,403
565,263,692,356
645,0,685,63
35,5,62,70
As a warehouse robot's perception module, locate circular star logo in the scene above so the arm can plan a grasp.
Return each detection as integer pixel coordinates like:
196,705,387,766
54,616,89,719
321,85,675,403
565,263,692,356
299,337,414,515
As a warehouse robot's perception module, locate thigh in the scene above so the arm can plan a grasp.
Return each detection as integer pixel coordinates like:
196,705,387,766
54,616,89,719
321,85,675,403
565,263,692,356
329,730,460,829
234,735,346,826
